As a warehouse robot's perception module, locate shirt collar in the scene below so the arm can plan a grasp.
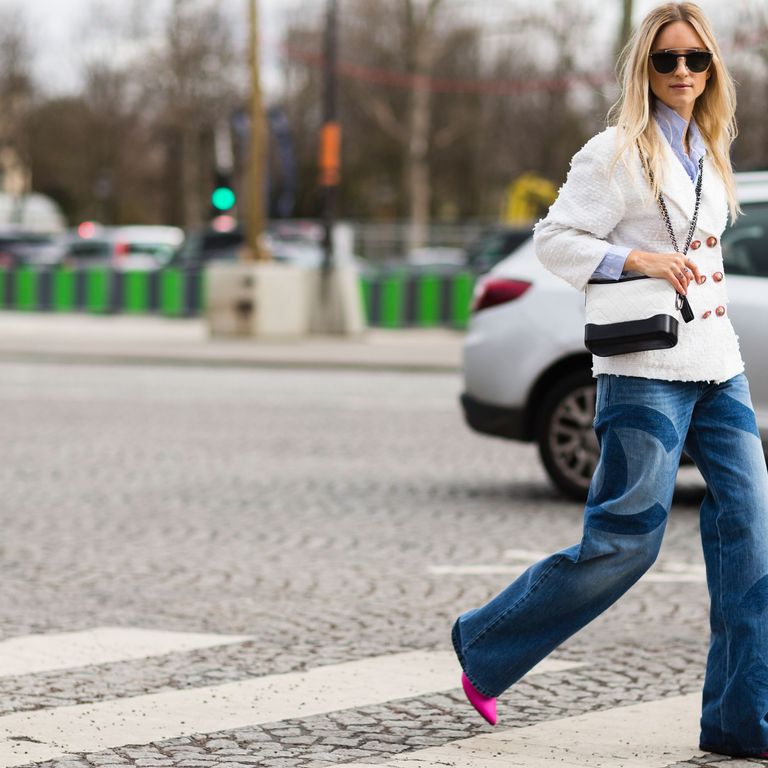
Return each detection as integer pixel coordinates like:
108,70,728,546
653,99,707,160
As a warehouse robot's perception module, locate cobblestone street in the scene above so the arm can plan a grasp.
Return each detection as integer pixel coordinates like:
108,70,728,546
0,361,753,767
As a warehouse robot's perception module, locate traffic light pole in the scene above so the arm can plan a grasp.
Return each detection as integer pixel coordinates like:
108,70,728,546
320,0,340,275
307,0,364,336
247,0,268,262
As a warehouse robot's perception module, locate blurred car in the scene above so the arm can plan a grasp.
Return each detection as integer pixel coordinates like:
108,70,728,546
405,246,467,273
460,171,768,500
173,221,361,270
64,225,184,271
0,230,67,269
171,225,244,268
465,226,532,274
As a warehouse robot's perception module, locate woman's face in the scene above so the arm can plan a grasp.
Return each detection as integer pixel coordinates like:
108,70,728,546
648,20,712,120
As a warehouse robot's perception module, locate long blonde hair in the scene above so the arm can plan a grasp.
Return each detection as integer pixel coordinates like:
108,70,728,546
607,2,740,222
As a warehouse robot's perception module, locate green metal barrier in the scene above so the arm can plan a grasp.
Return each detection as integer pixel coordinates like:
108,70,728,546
86,269,110,314
124,272,150,314
160,269,183,316
0,267,476,328
53,269,76,311
451,273,474,329
16,268,38,311
380,274,405,328
416,275,440,327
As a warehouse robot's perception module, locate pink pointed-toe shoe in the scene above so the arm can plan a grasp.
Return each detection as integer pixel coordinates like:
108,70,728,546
461,672,497,725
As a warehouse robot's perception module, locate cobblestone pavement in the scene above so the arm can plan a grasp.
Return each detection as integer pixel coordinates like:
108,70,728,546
0,362,760,766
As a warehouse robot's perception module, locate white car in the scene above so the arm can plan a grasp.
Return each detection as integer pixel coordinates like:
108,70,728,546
65,225,184,271
461,171,768,499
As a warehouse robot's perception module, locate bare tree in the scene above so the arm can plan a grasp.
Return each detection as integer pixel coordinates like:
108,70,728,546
725,3,768,171
402,0,445,250
141,0,245,227
0,5,35,218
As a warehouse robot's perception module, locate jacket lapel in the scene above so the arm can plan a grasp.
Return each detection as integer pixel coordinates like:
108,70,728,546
654,121,696,221
697,155,729,237
653,121,728,238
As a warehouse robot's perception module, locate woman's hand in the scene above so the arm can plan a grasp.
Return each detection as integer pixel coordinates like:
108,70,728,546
625,250,704,295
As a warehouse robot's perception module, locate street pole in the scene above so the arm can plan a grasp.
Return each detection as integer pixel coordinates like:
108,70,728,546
616,0,634,61
247,0,268,262
319,0,340,276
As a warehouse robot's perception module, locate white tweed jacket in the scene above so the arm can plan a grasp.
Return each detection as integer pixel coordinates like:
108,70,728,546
533,123,744,383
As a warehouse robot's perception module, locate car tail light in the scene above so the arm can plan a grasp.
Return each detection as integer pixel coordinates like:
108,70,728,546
472,277,532,312
113,242,130,262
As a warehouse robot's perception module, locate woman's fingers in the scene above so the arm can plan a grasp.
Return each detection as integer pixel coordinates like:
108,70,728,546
685,258,703,284
643,252,701,293
669,256,688,293
668,268,687,294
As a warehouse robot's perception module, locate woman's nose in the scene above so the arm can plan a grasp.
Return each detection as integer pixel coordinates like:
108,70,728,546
674,56,690,75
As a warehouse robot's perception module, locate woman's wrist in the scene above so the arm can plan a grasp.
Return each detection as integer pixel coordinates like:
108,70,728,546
625,249,646,272
624,249,648,274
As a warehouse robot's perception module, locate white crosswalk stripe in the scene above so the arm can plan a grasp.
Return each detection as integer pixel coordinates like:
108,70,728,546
430,553,707,583
338,693,705,768
0,627,252,677
0,638,579,767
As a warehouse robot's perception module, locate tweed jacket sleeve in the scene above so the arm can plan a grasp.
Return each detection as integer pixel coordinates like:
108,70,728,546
533,127,630,292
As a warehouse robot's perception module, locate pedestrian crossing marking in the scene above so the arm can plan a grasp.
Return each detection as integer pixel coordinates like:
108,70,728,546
0,627,253,677
337,692,705,767
0,650,579,767
430,555,706,583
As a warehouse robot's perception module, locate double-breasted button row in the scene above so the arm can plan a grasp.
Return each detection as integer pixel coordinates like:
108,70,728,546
702,306,726,319
690,236,718,250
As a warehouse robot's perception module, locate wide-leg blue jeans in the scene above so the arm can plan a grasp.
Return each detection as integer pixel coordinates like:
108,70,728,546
451,372,768,755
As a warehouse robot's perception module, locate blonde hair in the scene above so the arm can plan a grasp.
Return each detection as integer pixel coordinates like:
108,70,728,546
607,2,740,222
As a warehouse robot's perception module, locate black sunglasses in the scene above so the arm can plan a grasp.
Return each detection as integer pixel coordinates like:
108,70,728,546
649,49,713,74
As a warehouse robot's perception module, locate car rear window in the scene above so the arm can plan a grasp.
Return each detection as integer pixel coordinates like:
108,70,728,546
723,202,768,278
68,241,111,258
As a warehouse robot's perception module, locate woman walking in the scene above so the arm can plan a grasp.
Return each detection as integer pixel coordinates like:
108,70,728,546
451,2,768,758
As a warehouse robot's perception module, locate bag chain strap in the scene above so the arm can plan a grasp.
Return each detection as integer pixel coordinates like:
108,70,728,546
639,150,704,322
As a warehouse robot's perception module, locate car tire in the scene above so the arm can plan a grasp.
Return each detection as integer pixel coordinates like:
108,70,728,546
535,370,598,501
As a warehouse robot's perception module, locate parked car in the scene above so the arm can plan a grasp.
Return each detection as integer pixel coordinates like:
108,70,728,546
63,225,184,271
465,226,532,274
171,225,244,269
0,230,67,269
406,246,467,273
0,192,66,233
172,221,361,270
460,171,768,500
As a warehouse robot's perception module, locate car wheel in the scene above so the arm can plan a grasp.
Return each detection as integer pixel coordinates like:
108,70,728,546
535,370,598,501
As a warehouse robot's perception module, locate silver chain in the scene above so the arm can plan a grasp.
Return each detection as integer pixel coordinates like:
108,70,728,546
638,147,704,319
649,156,704,255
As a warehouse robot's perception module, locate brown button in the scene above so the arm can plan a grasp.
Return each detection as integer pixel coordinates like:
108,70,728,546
702,310,712,319
690,240,701,250
707,236,718,248
716,305,726,317
699,275,707,284
713,271,723,282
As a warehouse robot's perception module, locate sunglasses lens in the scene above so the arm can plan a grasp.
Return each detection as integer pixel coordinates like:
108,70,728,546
650,51,712,74
651,53,677,73
687,52,712,72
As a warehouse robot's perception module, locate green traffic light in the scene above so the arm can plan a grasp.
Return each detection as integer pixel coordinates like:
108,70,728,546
212,186,237,210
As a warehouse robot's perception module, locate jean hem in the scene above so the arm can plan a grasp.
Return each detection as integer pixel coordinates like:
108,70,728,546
464,554,564,651
699,741,768,758
451,617,496,699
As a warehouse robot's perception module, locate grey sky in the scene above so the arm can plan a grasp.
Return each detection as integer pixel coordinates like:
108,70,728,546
6,0,302,95
4,0,762,97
